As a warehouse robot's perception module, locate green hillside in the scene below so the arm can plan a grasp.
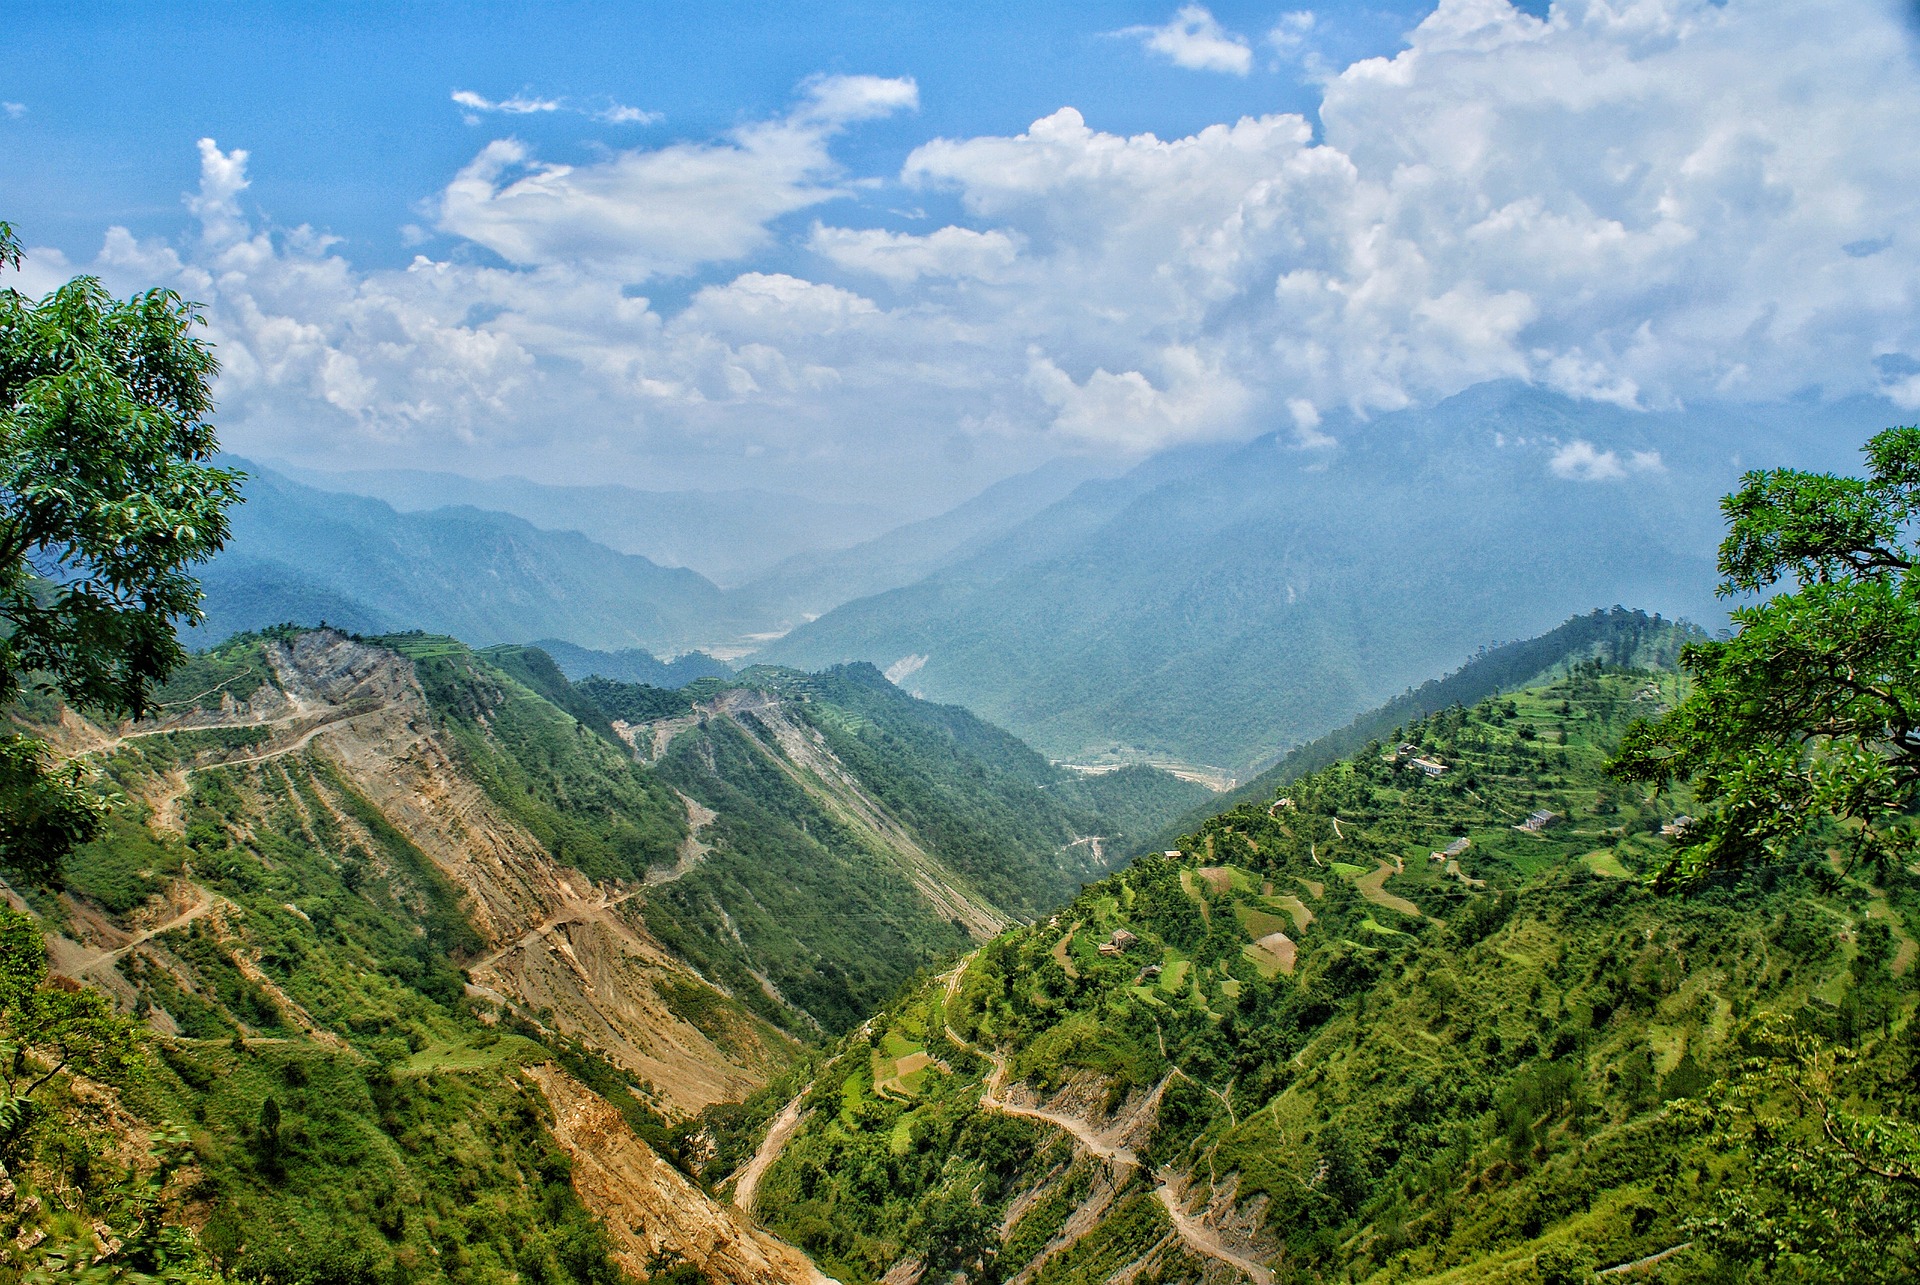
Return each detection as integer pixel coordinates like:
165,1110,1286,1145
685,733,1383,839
754,662,1916,1283
582,660,1211,1035
0,626,1209,1284
0,634,683,1280
1135,607,1706,859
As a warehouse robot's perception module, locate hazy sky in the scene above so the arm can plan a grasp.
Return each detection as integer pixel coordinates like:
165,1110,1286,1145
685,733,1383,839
5,1,1918,510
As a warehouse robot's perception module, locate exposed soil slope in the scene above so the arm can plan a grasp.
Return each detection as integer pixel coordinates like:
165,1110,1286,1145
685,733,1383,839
42,629,788,1113
527,1064,837,1285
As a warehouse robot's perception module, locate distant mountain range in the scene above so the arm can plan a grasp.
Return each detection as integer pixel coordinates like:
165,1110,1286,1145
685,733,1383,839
189,464,763,654
528,638,735,687
201,383,1885,774
272,463,910,586
756,383,1880,772
731,455,1112,627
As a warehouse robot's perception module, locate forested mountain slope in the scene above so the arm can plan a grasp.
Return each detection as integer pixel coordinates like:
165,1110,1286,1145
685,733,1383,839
588,660,1209,1035
758,384,1876,774
753,664,1914,1284
1135,608,1706,860
532,639,735,688
0,628,1201,1283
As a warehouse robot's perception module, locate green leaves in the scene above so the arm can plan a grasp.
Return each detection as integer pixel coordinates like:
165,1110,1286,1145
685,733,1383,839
1683,1028,1920,1283
1718,425,1920,593
1611,426,1920,888
0,259,241,722
0,222,239,884
0,735,107,883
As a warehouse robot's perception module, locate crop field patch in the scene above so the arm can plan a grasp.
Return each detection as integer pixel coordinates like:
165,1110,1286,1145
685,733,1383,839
1581,848,1632,878
1195,865,1241,894
1234,905,1291,940
1355,861,1424,917
1264,893,1313,930
1242,930,1296,977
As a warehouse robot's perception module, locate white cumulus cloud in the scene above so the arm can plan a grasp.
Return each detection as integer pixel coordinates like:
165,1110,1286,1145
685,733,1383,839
1549,440,1665,481
809,224,1022,285
451,89,562,116
31,1,1920,503
1121,5,1254,75
437,75,916,280
1027,345,1251,451
451,89,660,126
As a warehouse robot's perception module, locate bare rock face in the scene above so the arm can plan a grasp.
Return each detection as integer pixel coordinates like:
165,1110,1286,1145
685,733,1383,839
525,1065,837,1285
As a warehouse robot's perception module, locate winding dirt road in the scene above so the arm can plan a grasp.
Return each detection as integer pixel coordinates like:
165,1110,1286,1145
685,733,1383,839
730,1093,809,1215
940,960,1273,1283
47,885,223,980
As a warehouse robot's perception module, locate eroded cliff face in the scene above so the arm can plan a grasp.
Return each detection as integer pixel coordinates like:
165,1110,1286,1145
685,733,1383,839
526,1064,838,1285
37,629,790,1114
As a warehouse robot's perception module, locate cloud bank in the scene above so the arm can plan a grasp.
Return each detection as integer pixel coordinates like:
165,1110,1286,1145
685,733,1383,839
19,1,1920,503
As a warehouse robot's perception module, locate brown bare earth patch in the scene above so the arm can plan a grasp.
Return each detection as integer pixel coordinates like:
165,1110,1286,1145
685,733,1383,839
1243,931,1296,977
526,1065,837,1285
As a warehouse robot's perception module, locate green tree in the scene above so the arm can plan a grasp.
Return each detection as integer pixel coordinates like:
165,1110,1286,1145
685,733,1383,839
1681,1029,1920,1283
0,220,241,881
0,907,143,1138
1612,428,1920,1279
1611,426,1920,889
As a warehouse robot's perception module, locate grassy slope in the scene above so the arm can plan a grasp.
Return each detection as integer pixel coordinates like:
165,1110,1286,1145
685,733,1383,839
1133,608,1704,861
755,664,1917,1284
30,637,652,1282
8,628,1207,1283
589,662,1209,1036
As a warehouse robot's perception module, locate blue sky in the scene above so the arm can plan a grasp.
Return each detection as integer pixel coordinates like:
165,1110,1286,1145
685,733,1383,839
3,2,1917,509
7,2,1450,268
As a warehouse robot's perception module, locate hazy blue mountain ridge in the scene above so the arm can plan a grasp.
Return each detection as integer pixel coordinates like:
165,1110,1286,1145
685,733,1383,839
272,462,909,585
191,464,764,653
732,456,1114,625
530,638,735,688
756,383,1880,774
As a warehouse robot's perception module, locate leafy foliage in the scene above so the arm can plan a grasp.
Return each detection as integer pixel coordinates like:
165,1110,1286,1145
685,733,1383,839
0,736,108,884
1683,1025,1920,1283
1613,427,1920,888
0,221,241,721
0,220,240,886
